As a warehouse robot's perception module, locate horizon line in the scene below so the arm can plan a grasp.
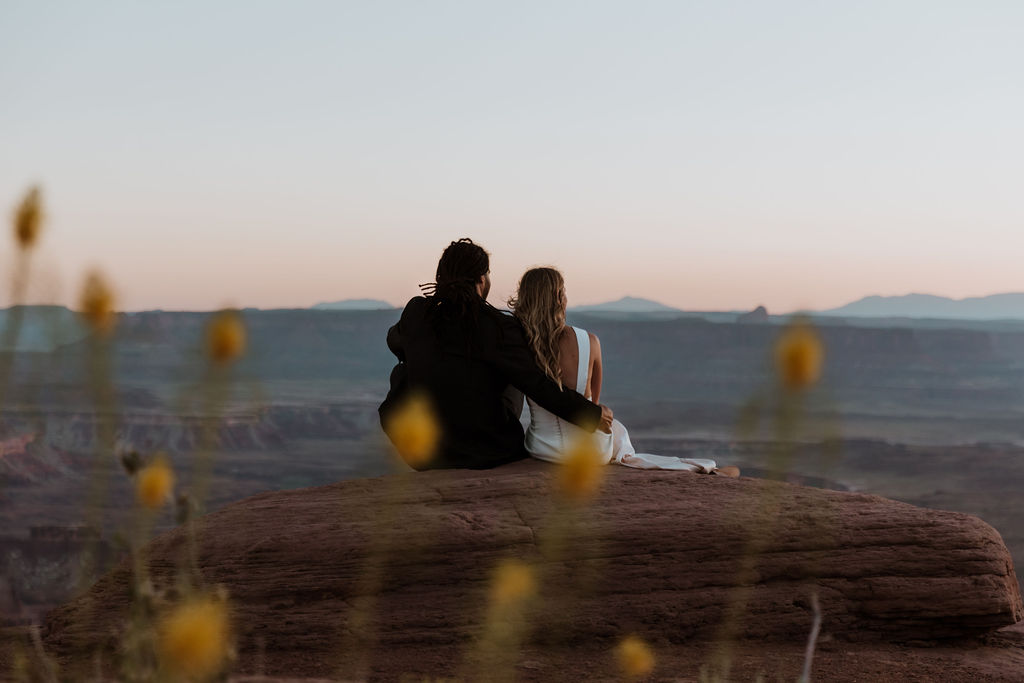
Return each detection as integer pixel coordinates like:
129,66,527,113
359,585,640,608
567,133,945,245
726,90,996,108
8,289,1024,316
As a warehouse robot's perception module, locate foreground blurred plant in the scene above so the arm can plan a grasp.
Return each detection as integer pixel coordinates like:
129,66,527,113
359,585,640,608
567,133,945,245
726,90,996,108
383,391,441,468
126,452,176,591
5,188,72,464
136,455,175,510
798,591,823,683
6,625,59,683
79,270,117,335
205,309,246,365
158,593,232,680
476,432,613,680
117,452,179,681
1,185,243,683
0,186,46,401
118,443,233,680
12,185,43,249
709,316,835,681
465,559,537,682
66,268,123,681
172,309,250,589
557,434,606,503
75,269,119,535
616,635,655,680
490,558,536,607
775,321,823,392
335,394,445,680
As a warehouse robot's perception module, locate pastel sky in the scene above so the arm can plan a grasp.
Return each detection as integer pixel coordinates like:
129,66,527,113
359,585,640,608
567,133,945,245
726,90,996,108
2,1,1023,312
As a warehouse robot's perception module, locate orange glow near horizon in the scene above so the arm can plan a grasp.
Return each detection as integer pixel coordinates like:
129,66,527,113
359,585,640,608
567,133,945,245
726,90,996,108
6,228,1023,315
4,4,1023,314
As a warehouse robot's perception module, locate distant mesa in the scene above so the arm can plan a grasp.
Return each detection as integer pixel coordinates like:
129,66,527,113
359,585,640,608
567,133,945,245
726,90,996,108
569,296,682,314
0,305,88,352
821,293,1024,320
737,305,769,323
311,298,396,311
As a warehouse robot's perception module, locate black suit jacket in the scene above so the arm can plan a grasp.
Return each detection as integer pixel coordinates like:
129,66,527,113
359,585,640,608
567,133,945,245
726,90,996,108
379,296,602,470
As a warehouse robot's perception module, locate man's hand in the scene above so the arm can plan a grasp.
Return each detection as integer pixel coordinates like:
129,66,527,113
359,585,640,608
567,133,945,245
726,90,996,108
598,404,614,433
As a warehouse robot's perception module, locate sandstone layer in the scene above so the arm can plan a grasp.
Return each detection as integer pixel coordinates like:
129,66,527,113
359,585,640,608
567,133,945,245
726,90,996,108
43,460,1022,679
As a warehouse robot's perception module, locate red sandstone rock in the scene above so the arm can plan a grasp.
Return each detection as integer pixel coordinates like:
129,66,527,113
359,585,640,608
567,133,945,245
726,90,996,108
43,460,1022,680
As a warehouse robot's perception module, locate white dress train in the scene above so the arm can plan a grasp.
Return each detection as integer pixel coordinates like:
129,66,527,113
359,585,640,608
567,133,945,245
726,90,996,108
524,326,717,473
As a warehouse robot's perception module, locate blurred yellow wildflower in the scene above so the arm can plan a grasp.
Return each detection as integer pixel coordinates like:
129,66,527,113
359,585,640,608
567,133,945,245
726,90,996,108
10,650,29,678
206,309,246,364
490,559,535,608
384,392,441,468
79,270,116,334
558,435,605,502
615,635,655,679
136,456,174,509
775,321,823,390
158,595,230,679
12,185,43,249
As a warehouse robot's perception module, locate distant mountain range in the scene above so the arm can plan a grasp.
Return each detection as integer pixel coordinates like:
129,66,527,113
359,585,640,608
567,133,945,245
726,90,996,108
570,293,1024,322
312,298,396,311
6,292,1023,327
0,306,90,352
818,293,1024,320
569,296,682,314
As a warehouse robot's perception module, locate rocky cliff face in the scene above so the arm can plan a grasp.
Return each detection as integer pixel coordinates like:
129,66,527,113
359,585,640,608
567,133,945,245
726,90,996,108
43,461,1023,680
0,404,376,486
31,308,1024,414
1,533,112,626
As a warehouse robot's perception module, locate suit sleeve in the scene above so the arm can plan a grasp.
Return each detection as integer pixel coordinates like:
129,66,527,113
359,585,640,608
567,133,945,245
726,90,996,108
387,322,405,362
490,315,602,431
387,299,419,362
379,302,415,428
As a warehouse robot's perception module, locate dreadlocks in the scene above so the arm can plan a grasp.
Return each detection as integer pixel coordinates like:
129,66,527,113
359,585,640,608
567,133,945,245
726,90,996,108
420,238,491,318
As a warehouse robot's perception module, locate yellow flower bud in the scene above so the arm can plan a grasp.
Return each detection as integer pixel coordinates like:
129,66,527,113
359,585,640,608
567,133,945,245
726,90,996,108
136,456,174,509
158,596,231,679
205,309,246,364
384,392,441,468
12,185,43,249
615,635,655,679
490,559,535,608
558,435,605,502
774,322,823,391
79,270,116,334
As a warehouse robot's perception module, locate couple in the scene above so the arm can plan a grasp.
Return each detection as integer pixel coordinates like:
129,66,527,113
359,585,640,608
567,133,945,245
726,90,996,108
379,238,733,475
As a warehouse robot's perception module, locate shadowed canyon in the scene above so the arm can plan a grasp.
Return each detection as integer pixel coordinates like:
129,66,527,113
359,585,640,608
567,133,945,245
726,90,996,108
4,306,1024,646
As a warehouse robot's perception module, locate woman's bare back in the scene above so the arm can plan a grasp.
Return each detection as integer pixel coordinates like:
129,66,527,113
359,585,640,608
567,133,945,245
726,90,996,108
555,326,601,401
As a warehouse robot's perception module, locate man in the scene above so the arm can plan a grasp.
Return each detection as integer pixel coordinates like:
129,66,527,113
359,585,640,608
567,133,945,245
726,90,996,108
379,238,614,470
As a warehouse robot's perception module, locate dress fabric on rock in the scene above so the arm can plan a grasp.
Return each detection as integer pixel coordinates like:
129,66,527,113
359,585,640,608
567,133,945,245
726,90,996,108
524,326,717,472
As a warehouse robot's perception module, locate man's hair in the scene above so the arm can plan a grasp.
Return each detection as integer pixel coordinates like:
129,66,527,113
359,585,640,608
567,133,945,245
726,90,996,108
422,238,490,317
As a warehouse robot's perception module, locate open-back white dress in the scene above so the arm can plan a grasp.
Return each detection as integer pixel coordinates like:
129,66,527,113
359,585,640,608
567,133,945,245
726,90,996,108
524,326,718,472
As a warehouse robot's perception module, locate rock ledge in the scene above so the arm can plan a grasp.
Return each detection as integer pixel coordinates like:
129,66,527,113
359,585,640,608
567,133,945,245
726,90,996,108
45,460,1023,678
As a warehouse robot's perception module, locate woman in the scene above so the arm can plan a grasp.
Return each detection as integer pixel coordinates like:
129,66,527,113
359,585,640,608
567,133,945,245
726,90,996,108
508,267,738,474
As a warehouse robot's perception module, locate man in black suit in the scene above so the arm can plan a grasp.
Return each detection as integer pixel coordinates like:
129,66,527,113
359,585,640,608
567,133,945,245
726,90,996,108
379,238,614,470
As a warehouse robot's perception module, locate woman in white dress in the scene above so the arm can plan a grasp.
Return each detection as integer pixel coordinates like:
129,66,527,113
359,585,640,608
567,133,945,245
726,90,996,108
508,267,739,475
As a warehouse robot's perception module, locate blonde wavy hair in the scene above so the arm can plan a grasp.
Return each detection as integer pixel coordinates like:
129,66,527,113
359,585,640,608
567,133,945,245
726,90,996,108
508,267,566,388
